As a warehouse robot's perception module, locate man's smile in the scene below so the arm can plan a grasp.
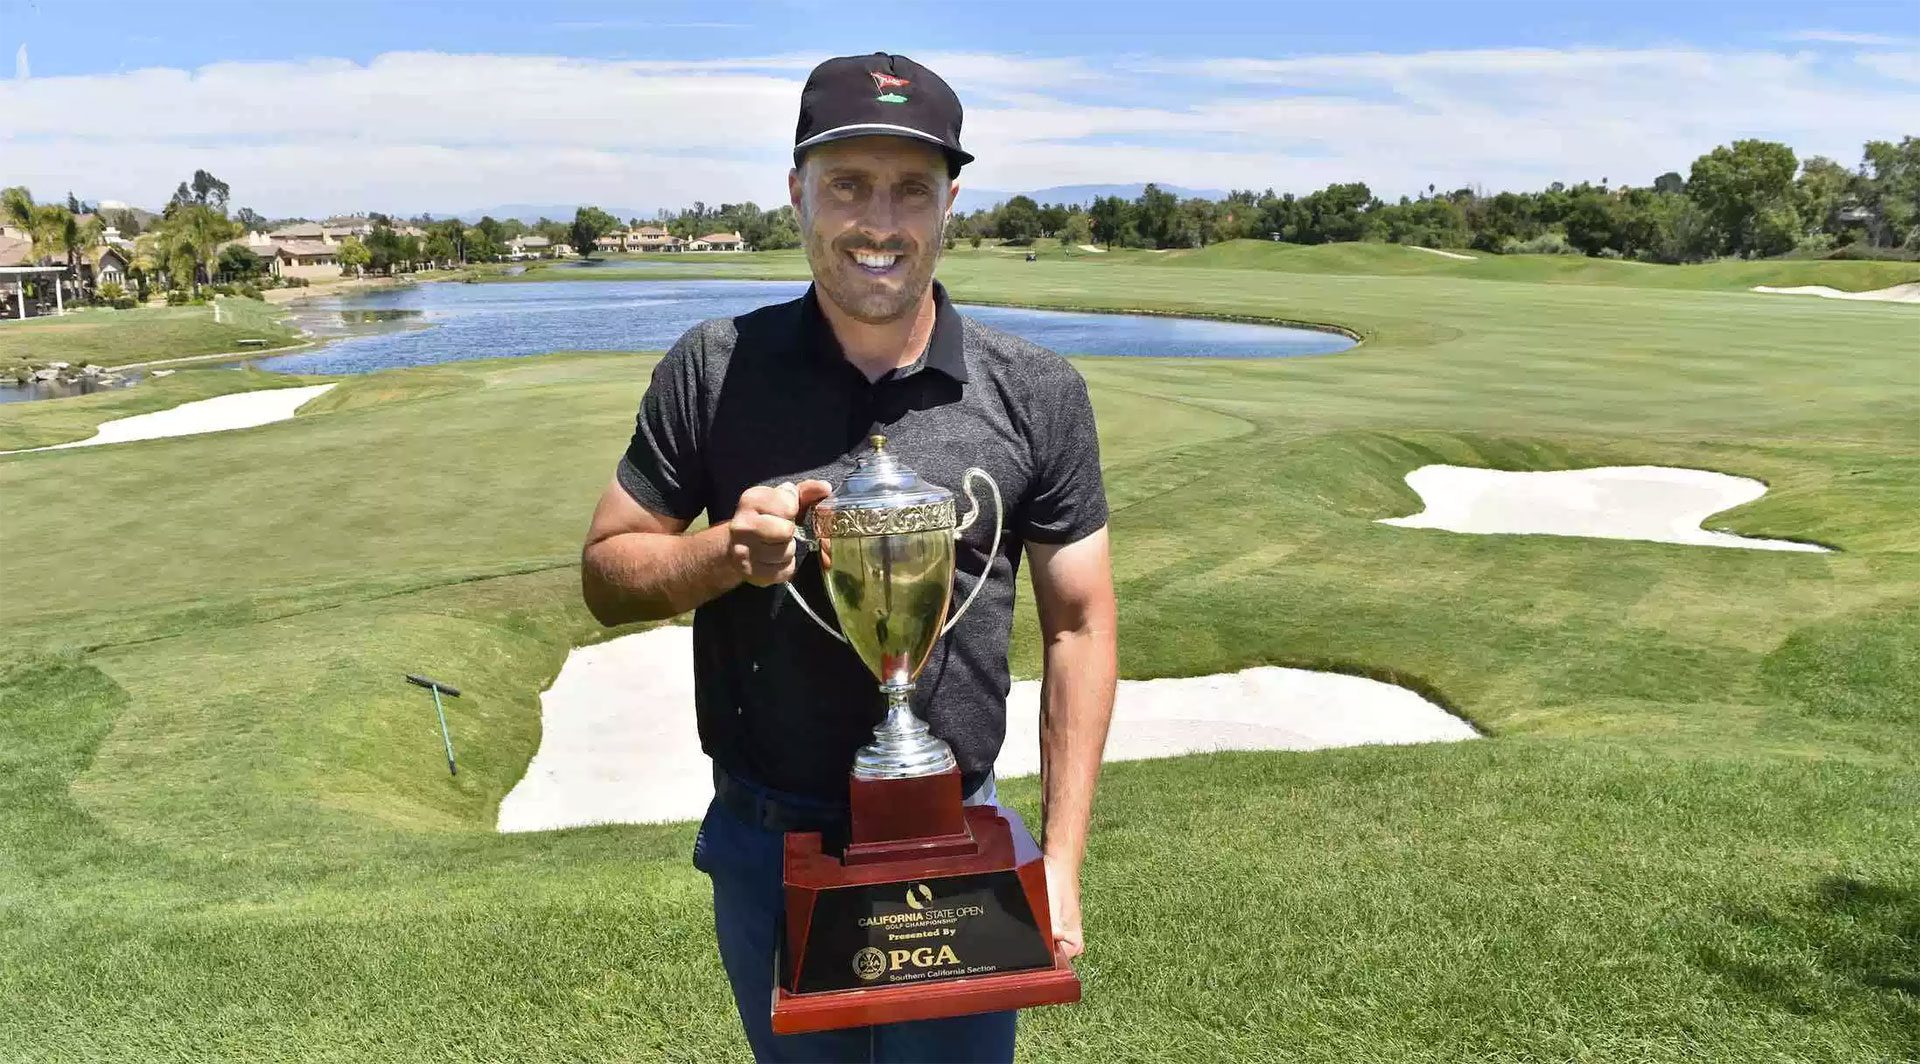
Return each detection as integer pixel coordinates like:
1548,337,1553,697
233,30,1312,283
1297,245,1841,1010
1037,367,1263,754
850,249,904,275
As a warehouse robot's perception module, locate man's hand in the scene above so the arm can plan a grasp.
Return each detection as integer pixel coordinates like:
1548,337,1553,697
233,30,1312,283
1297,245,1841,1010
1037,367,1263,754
728,479,832,587
1045,853,1085,960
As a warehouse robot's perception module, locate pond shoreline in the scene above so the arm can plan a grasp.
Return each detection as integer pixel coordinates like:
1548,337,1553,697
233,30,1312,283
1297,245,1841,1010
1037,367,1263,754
6,274,1362,403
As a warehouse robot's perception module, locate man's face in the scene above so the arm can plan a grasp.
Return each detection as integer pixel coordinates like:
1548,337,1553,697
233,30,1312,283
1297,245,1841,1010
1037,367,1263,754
790,137,955,324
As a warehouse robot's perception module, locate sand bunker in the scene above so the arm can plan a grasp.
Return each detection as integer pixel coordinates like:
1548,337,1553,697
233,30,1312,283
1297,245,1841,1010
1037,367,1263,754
0,383,336,455
1750,283,1920,304
498,626,1476,832
1379,465,1828,552
1408,245,1477,261
1076,244,1107,254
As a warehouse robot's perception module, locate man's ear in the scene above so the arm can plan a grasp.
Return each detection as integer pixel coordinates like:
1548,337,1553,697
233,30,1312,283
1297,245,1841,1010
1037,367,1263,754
789,167,804,213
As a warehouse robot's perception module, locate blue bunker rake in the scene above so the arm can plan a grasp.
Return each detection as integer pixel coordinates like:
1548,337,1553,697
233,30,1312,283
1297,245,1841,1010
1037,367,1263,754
404,673,461,776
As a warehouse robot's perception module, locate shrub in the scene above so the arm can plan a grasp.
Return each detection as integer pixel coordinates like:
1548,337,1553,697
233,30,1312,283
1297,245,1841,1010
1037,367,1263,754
1824,241,1920,262
110,297,137,310
969,235,983,248
1501,232,1583,255
165,289,190,305
283,276,310,288
237,283,262,300
98,281,127,302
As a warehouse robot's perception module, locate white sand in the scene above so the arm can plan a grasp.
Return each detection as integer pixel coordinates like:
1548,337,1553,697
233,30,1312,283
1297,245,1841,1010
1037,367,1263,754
1378,464,1829,552
1408,245,1477,261
497,626,1477,832
1076,244,1107,254
0,383,336,455
1750,282,1920,304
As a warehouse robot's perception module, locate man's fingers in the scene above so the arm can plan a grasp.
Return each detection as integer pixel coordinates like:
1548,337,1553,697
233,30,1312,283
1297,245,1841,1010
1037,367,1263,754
795,478,833,509
735,512,795,544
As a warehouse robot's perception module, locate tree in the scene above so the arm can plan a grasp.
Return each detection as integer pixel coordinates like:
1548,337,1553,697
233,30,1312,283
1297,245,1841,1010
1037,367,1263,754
218,243,262,280
234,206,267,232
1135,183,1180,247
1686,140,1798,257
1087,195,1134,249
1562,192,1617,256
1060,212,1093,248
1653,171,1685,196
570,206,622,259
996,195,1041,244
1860,136,1920,248
337,237,371,277
190,169,231,209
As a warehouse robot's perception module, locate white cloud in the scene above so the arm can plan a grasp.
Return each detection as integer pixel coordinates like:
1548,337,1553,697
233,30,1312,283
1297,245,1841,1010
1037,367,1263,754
1856,51,1920,83
0,46,1913,216
1778,30,1914,46
13,43,26,80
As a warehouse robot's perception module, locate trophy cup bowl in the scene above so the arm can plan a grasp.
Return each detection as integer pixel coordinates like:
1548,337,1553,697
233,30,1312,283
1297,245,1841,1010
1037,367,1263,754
772,435,1081,1034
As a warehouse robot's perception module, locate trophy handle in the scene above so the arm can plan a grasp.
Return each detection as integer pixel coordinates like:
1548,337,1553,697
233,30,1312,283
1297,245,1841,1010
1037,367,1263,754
785,514,849,644
941,467,1003,637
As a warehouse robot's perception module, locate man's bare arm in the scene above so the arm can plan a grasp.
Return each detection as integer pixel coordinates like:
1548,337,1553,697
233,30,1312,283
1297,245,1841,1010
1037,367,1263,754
1028,526,1118,958
580,475,833,626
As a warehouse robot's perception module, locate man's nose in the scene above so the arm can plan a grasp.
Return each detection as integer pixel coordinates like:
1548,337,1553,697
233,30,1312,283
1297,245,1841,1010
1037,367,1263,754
856,187,905,234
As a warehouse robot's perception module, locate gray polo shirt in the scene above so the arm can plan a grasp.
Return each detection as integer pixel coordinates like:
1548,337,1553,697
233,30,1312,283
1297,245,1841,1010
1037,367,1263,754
617,279,1107,800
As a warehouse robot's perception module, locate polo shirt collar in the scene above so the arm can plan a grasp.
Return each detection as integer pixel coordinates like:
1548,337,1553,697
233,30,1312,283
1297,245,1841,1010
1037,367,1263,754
802,278,969,384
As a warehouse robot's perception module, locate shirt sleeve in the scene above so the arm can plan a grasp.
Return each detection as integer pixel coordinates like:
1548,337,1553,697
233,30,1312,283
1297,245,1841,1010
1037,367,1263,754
616,328,707,522
1017,364,1109,545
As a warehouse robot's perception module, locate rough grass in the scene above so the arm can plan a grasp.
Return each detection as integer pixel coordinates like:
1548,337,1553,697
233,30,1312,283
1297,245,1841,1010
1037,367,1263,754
0,296,301,373
0,257,1916,1061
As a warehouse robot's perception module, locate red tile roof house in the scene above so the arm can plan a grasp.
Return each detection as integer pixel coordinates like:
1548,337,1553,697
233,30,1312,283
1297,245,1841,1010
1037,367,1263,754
687,230,748,251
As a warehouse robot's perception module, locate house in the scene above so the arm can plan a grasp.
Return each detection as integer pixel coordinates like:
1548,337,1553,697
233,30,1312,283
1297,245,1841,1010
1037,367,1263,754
689,230,747,251
266,240,345,281
507,235,554,260
628,225,685,252
322,216,376,238
85,246,131,289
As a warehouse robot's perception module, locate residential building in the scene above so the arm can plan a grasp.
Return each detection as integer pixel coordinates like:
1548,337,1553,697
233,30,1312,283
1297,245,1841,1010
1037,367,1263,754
689,230,747,251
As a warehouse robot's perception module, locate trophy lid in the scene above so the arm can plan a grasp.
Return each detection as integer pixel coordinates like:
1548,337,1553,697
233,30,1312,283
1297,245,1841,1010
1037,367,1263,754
829,435,953,512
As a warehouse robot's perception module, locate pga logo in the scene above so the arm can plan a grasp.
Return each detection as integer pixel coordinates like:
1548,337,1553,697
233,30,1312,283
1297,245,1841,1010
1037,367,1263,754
854,944,961,981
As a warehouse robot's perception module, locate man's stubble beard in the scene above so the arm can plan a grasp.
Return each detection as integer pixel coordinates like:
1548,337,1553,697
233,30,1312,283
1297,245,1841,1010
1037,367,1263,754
804,207,949,325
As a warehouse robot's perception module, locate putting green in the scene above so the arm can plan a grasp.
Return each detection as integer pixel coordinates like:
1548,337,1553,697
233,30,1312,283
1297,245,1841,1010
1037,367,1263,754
1,253,1915,1061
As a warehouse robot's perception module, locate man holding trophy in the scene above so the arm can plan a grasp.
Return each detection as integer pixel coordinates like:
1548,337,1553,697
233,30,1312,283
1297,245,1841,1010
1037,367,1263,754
581,52,1118,1063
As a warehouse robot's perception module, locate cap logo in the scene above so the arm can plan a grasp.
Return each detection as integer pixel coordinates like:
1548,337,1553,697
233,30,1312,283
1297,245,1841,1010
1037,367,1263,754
870,70,911,104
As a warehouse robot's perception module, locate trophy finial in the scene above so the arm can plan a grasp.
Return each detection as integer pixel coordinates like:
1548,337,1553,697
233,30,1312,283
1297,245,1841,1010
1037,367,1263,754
869,434,887,452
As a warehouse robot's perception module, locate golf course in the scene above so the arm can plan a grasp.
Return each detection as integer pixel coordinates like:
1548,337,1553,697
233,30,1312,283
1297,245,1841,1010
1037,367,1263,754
2,244,1916,1061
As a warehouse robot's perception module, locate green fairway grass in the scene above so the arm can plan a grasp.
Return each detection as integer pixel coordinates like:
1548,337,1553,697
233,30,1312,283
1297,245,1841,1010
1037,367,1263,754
0,296,302,375
1,254,1916,1061
496,240,1920,295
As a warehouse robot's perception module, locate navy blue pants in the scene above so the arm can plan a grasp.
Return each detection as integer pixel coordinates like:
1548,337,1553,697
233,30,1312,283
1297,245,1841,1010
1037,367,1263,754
693,770,1019,1063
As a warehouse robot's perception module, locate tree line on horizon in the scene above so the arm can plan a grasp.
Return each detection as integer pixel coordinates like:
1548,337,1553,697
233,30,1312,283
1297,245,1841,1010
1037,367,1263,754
954,136,1920,263
9,135,1915,289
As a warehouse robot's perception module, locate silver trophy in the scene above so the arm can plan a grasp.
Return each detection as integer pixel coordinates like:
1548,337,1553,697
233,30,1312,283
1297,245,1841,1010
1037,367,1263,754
788,435,1002,780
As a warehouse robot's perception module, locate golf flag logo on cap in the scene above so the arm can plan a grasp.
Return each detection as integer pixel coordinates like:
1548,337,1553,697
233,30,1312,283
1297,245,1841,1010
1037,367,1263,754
870,70,911,103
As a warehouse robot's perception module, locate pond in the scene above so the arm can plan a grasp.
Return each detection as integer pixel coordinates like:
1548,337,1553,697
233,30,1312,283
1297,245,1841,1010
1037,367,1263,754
251,279,1354,376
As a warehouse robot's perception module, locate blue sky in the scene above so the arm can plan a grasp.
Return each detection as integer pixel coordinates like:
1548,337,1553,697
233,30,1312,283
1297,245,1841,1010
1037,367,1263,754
3,0,1916,216
10,0,1918,75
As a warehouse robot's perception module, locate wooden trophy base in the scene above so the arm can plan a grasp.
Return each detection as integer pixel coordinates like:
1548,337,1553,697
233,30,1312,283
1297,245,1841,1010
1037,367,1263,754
773,768,1081,1035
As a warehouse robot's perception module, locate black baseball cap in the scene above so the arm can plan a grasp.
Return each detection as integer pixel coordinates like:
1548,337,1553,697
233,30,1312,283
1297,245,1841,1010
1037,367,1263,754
793,52,974,176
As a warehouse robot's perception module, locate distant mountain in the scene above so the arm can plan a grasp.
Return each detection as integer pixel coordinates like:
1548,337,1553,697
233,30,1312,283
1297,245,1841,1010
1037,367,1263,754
953,183,1227,213
449,203,664,224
